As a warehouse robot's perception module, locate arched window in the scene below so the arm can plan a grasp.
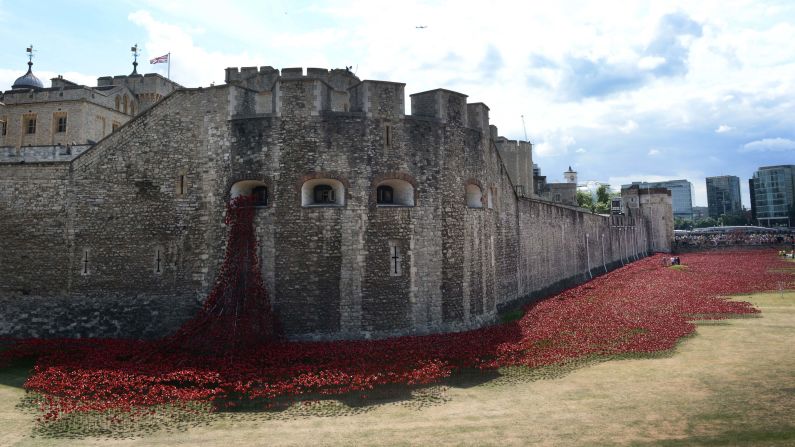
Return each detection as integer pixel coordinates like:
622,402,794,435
374,178,414,207
123,95,129,114
130,103,136,116
466,184,483,208
230,180,270,207
314,185,335,204
115,96,120,111
377,185,394,204
301,178,345,207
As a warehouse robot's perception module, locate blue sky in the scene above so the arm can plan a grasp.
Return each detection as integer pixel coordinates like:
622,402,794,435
2,0,794,206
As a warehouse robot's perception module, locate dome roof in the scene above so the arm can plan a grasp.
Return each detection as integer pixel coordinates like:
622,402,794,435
12,62,44,89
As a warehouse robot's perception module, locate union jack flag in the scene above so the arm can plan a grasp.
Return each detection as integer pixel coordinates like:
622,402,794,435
150,54,169,64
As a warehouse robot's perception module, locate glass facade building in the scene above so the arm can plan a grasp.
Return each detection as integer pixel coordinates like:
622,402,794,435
750,165,795,227
706,175,742,218
623,180,694,220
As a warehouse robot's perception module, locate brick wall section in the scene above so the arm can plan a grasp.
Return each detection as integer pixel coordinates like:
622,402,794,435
0,69,668,341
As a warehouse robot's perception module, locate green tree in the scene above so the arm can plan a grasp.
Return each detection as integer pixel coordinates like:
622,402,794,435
693,217,718,228
596,184,611,205
576,190,594,212
674,217,693,230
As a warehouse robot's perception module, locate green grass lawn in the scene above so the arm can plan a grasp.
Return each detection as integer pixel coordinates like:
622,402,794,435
1,290,794,446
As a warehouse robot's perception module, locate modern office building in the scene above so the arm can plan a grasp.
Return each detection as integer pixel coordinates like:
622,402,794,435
706,175,742,218
749,165,795,227
623,179,694,220
692,206,709,220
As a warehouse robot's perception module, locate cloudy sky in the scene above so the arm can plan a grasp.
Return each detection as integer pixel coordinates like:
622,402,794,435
1,0,793,206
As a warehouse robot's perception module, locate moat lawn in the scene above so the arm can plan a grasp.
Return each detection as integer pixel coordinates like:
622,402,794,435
0,288,793,446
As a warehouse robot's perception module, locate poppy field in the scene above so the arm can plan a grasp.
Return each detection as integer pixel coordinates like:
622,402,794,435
1,249,790,427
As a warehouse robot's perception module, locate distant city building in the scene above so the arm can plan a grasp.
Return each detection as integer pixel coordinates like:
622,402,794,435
750,165,795,227
692,206,709,220
706,175,742,218
610,197,623,215
622,179,694,220
530,164,577,206
541,182,577,206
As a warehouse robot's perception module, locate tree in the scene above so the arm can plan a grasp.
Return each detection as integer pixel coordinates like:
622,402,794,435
719,213,746,226
693,217,718,228
674,217,693,230
576,190,594,212
578,185,615,214
596,184,611,205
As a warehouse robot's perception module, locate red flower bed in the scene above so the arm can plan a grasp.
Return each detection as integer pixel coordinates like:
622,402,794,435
1,210,791,423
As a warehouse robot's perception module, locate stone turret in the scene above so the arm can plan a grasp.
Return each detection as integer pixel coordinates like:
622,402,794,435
621,185,673,252
564,166,577,184
495,137,533,197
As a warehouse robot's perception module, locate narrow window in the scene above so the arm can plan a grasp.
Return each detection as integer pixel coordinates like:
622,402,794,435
131,104,135,116
81,250,90,275
490,236,495,267
178,175,186,195
314,184,335,204
25,116,37,134
154,249,163,274
385,125,391,147
0,119,6,136
123,95,129,114
56,116,67,133
377,185,394,204
115,96,120,111
252,185,268,206
388,240,402,276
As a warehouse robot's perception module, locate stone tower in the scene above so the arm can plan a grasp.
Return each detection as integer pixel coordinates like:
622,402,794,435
621,185,673,253
564,166,577,184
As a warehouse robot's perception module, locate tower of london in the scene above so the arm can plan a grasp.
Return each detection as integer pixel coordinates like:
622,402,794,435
0,62,673,340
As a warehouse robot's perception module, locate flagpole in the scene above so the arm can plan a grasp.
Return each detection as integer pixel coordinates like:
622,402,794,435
168,52,171,80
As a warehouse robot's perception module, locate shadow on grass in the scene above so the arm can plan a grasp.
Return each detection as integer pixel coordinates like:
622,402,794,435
0,342,35,389
629,427,795,446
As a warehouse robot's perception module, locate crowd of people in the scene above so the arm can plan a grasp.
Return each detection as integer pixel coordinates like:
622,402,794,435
674,230,795,248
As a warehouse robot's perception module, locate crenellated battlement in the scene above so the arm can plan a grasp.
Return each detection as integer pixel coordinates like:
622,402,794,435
225,66,499,129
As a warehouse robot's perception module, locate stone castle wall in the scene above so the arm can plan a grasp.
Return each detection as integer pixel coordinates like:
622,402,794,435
0,69,667,340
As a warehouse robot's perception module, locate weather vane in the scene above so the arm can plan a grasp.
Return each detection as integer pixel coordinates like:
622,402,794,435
25,44,35,67
131,44,140,75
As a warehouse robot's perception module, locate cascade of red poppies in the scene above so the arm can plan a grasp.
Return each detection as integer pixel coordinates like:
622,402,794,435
162,195,278,355
1,250,790,423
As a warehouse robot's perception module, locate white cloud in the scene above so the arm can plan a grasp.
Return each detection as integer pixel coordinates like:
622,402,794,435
715,124,733,133
637,56,666,70
740,137,795,152
535,132,577,157
128,10,261,87
619,119,638,133
648,148,661,156
575,148,586,154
